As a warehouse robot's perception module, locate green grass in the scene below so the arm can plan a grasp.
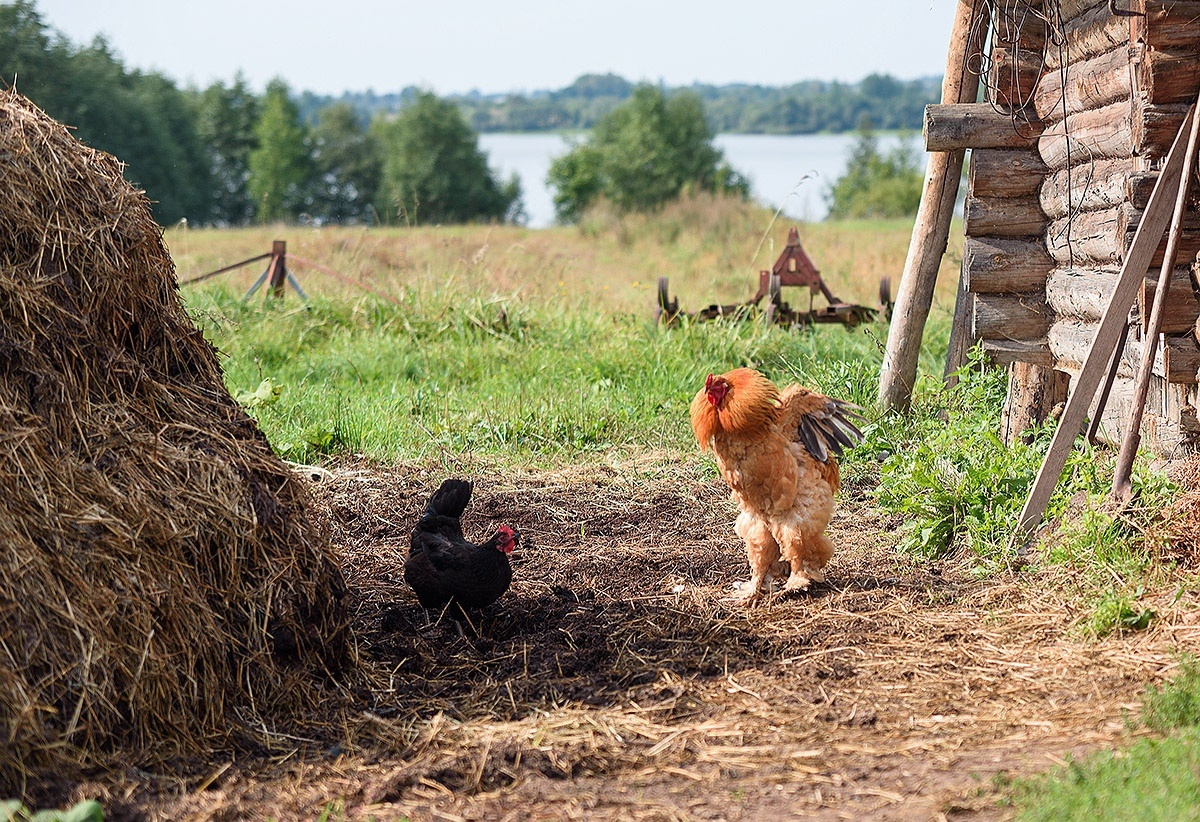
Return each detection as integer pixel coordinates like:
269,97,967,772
1012,658,1200,820
1011,731,1200,821
188,283,920,468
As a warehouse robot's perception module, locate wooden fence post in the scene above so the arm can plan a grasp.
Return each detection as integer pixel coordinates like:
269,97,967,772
268,240,287,298
878,0,986,411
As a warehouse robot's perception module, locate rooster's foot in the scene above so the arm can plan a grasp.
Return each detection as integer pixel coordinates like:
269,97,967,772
730,579,766,603
783,572,813,592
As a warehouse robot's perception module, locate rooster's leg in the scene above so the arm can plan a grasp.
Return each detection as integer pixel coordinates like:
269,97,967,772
734,511,780,601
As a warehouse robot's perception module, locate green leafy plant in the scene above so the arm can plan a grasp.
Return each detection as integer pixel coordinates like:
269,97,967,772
1081,588,1155,638
1143,655,1200,732
2,799,103,822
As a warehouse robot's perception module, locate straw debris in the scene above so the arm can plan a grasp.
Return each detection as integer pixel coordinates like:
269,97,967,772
0,89,348,790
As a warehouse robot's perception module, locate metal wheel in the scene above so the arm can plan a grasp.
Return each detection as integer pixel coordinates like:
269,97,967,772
879,276,893,321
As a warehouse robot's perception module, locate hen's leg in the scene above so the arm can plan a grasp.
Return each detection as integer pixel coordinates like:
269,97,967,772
733,511,780,601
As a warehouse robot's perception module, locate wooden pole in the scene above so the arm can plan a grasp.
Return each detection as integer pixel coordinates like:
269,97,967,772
1014,110,1196,543
944,259,974,388
268,239,288,298
1110,97,1200,501
879,0,985,411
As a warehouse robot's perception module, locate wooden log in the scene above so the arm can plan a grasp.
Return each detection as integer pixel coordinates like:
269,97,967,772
1039,158,1133,220
1160,334,1200,382
1046,267,1122,321
973,292,1052,341
964,195,1048,238
1127,172,1159,210
1121,203,1200,266
1002,362,1071,446
880,0,986,412
983,338,1054,366
924,103,1042,151
1085,373,1198,451
1048,318,1136,374
988,46,1041,109
1046,202,1200,267
1142,2,1200,50
944,260,974,389
1038,101,1134,170
1060,0,1108,16
1142,48,1200,106
992,0,1048,50
970,148,1048,198
1034,46,1135,122
963,236,1054,294
1139,267,1200,335
1135,103,1189,158
1045,206,1124,265
1043,3,1134,72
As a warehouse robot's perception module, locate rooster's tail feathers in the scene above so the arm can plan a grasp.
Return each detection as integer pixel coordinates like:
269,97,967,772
422,478,474,522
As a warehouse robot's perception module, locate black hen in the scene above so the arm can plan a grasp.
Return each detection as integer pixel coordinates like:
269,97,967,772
404,478,517,610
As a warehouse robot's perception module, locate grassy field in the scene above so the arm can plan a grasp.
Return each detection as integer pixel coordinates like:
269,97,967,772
173,196,958,471
151,199,1200,819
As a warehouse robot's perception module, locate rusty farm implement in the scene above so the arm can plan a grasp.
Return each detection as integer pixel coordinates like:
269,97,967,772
655,227,888,329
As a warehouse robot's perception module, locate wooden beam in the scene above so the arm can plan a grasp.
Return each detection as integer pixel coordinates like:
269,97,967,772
1015,104,1194,542
925,103,1042,151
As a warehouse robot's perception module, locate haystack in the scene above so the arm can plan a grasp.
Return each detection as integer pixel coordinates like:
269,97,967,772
0,90,348,789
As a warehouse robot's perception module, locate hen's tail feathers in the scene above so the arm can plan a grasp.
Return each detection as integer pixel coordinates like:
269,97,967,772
799,399,867,463
422,478,474,523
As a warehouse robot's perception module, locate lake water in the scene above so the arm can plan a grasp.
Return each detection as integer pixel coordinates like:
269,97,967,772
479,132,923,228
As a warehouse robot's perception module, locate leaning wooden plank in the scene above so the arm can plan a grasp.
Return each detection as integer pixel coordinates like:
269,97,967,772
1111,97,1200,499
1015,105,1194,541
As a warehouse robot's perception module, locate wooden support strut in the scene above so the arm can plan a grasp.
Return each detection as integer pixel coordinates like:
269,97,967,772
1110,95,1200,500
1014,104,1197,544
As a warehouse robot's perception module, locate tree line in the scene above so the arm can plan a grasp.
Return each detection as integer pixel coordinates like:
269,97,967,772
2,1,932,227
302,72,940,136
1,2,520,227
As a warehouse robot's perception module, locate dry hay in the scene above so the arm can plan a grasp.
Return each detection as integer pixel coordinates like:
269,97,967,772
0,89,348,791
1165,452,1200,564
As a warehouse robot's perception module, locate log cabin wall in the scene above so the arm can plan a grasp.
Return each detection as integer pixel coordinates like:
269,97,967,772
959,0,1200,453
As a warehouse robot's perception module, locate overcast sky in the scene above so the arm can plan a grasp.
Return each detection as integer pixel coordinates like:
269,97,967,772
32,1,959,96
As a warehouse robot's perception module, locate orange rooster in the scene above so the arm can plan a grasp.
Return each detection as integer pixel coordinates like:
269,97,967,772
690,368,864,601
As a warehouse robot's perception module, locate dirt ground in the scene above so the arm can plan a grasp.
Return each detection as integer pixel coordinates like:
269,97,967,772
42,458,1200,821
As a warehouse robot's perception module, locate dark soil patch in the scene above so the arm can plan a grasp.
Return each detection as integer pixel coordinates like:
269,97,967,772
25,458,1197,821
